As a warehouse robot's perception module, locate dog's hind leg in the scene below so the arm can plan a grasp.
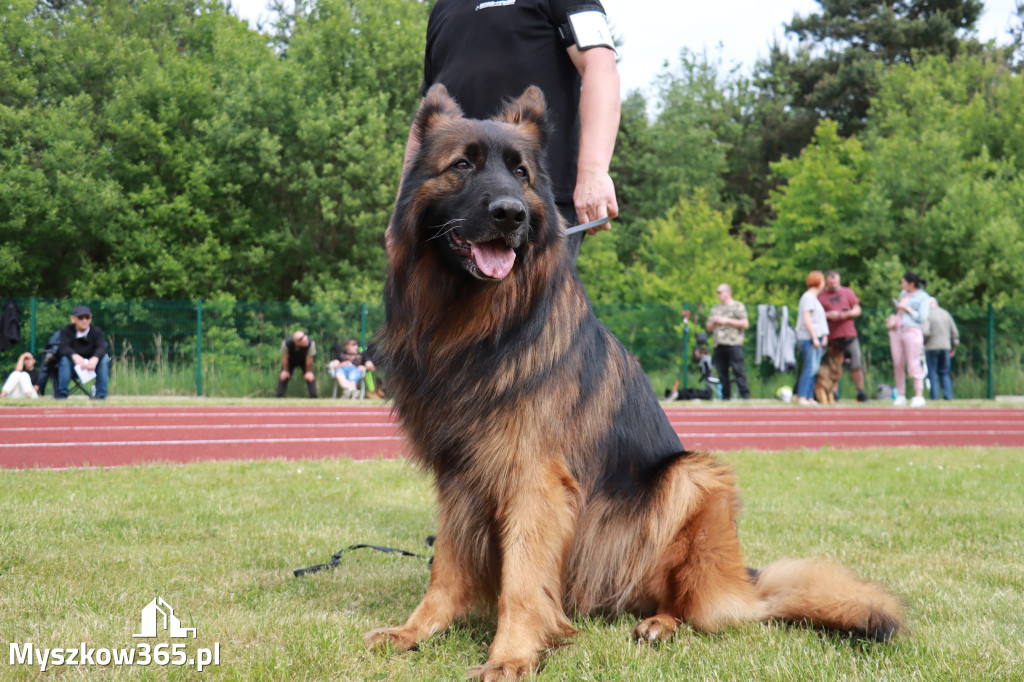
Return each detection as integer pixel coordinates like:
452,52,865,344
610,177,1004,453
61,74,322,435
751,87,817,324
469,460,580,681
634,487,763,642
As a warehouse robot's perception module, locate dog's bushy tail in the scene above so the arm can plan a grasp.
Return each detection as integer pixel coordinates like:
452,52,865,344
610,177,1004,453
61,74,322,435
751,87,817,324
752,558,904,641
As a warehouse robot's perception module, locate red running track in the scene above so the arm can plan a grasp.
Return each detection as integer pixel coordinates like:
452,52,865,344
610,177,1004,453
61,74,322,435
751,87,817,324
2,404,1023,469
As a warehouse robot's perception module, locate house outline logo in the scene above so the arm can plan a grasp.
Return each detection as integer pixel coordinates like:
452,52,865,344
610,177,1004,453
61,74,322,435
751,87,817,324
132,597,197,639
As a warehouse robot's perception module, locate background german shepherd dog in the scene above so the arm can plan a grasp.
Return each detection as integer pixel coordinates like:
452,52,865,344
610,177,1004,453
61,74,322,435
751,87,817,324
815,344,846,404
368,84,904,680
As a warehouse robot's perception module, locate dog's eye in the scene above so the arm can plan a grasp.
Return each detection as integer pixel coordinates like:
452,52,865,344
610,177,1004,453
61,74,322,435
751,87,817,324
514,166,528,179
452,160,471,171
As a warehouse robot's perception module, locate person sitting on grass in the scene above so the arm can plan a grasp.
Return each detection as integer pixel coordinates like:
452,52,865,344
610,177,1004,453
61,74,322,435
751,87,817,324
1,352,40,399
329,338,374,400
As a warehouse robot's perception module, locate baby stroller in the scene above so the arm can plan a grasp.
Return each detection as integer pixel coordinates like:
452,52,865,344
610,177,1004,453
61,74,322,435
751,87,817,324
691,332,721,398
666,332,720,401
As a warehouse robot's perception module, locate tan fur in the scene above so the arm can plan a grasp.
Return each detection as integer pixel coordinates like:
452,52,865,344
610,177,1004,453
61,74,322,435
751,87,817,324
754,558,906,634
815,344,845,404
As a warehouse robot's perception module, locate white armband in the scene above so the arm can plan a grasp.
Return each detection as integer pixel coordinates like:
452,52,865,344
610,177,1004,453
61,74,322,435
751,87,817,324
566,9,614,50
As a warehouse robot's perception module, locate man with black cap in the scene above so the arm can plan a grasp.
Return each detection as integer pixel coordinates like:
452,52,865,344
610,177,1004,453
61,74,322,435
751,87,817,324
56,305,110,399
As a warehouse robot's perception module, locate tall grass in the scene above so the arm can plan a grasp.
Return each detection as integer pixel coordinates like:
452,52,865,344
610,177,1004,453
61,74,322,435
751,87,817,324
109,358,330,398
2,447,1022,680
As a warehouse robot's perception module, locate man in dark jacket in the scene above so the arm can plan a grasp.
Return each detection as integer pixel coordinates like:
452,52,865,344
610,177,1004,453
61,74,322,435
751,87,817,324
57,305,109,399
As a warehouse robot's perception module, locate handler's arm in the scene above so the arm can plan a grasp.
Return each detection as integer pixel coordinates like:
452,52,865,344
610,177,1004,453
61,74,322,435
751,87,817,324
568,45,620,233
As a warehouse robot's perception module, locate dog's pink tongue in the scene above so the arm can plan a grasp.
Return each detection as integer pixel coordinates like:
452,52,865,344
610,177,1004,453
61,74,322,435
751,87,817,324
470,240,516,279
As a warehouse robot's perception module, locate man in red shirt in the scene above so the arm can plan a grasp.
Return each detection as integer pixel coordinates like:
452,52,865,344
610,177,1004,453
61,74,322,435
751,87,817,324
818,270,868,402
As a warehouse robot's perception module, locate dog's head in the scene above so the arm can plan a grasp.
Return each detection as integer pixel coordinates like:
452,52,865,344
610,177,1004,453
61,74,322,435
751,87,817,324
398,84,557,282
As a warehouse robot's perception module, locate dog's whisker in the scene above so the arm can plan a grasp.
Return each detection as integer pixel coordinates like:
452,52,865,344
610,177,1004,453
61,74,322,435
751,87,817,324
425,218,466,242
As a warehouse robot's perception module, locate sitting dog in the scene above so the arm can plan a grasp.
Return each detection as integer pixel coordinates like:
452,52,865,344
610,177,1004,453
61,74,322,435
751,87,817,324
815,343,845,404
366,85,904,680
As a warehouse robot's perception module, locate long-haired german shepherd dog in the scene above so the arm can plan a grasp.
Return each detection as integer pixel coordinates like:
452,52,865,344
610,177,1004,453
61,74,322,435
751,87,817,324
368,85,904,680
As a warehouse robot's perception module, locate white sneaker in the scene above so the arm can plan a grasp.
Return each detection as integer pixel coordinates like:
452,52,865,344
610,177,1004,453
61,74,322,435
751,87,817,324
909,396,926,407
893,395,907,406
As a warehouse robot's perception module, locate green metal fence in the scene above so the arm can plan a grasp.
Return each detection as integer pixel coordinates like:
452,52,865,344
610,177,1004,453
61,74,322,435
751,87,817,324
4,297,1021,399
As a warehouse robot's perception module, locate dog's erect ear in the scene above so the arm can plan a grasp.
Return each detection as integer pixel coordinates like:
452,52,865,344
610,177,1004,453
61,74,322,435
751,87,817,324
497,86,548,130
414,84,464,139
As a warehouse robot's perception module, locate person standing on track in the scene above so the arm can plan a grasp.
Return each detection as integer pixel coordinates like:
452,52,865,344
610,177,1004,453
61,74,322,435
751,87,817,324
795,271,829,406
924,296,959,401
818,270,868,402
706,283,751,400
888,271,930,407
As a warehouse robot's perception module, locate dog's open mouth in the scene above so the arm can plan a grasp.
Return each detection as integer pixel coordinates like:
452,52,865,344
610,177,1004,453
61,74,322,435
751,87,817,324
449,232,517,280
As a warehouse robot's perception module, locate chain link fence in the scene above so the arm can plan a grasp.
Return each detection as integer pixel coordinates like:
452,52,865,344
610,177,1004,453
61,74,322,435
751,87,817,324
3,297,1020,399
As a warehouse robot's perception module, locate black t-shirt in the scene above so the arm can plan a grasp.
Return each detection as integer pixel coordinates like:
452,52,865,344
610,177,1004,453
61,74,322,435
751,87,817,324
422,0,607,204
283,338,315,370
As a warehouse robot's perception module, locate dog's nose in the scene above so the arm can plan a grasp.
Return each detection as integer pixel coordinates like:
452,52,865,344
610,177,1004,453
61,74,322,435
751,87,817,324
489,199,527,232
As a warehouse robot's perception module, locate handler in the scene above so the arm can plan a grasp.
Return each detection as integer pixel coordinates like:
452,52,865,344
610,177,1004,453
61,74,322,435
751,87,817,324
391,0,621,256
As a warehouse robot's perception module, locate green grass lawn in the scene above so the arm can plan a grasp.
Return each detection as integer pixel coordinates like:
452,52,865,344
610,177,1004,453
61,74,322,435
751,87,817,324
2,447,1022,680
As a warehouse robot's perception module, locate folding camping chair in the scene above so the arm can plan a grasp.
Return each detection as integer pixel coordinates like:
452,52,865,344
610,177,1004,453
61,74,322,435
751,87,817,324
68,365,97,398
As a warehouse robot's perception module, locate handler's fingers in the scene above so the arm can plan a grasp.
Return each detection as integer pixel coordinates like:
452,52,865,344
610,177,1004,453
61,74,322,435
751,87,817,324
574,171,618,229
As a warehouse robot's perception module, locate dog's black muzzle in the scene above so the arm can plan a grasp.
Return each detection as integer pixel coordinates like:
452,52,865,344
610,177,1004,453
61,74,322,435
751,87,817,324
488,198,527,234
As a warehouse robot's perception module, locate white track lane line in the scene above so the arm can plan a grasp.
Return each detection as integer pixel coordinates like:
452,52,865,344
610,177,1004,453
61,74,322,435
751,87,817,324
1,436,403,448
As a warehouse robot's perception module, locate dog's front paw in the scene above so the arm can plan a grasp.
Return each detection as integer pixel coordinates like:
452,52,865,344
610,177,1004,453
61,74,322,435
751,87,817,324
467,658,538,681
365,626,419,653
632,614,679,643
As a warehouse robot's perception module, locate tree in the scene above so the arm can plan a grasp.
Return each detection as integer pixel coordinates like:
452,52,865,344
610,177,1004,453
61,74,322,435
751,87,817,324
760,54,1024,308
579,190,754,306
754,119,891,303
265,0,427,303
0,0,429,301
864,53,1024,306
0,0,287,298
763,0,983,138
609,50,755,259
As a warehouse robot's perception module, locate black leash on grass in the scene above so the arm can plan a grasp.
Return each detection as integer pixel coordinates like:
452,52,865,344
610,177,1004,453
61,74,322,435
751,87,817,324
294,536,435,577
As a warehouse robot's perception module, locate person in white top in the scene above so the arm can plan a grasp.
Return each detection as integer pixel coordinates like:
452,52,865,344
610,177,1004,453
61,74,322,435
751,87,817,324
1,352,40,399
794,271,829,405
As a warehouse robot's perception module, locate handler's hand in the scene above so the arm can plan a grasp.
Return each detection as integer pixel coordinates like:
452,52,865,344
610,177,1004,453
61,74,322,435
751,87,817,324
573,170,618,235
280,370,291,382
